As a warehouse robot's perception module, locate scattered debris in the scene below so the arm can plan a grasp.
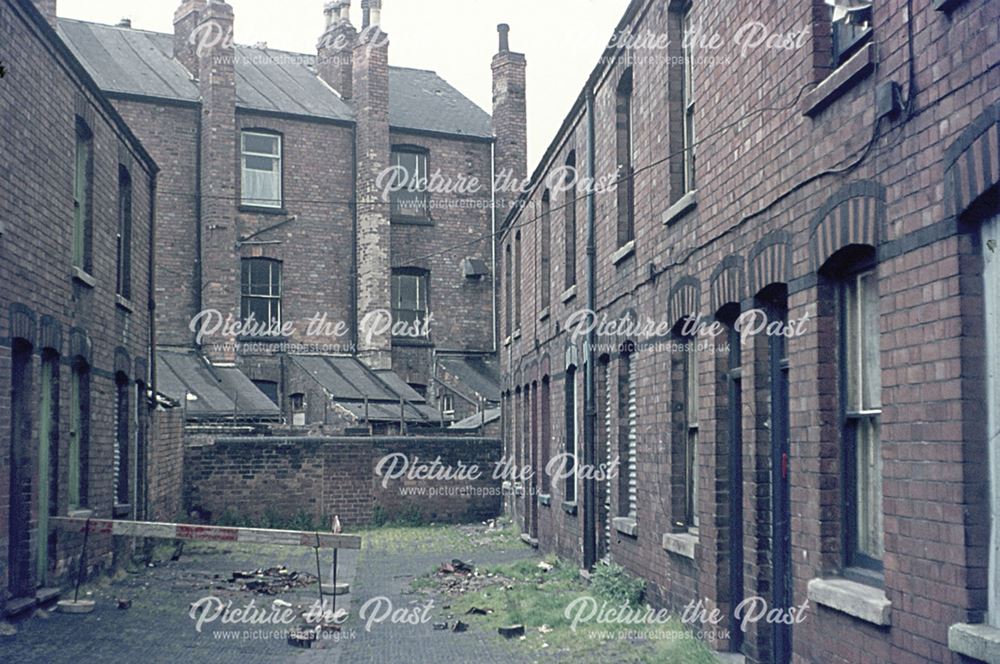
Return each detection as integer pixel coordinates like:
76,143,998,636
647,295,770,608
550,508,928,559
537,561,553,572
287,626,317,649
272,599,293,608
451,620,468,633
433,622,449,631
33,608,51,620
498,624,525,639
117,598,132,610
229,566,317,595
538,624,552,634
0,621,16,637
466,606,492,615
451,559,474,573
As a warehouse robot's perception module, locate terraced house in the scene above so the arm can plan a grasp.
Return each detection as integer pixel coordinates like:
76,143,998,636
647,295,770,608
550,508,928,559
53,0,506,435
1,0,159,612
499,0,1000,662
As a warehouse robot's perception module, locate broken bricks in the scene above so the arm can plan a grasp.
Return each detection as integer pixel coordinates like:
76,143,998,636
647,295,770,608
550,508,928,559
498,624,525,638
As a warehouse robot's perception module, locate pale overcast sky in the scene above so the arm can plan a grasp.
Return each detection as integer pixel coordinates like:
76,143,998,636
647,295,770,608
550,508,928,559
57,0,632,170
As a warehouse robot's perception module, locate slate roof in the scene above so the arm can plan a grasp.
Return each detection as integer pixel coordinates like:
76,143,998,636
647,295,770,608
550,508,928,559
56,18,492,137
438,356,501,402
156,349,281,420
291,355,441,423
449,408,501,431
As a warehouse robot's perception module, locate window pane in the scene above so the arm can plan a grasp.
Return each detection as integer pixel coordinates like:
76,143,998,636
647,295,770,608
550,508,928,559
686,341,698,424
861,271,881,410
249,261,273,296
845,276,861,411
243,133,279,155
856,416,884,559
244,155,276,172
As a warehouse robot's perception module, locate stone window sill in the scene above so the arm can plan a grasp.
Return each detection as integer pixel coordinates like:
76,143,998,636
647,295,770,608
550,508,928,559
538,307,550,322
806,577,891,626
613,516,638,537
113,503,131,518
561,285,577,303
538,493,552,507
513,329,521,341
934,0,965,10
391,216,435,227
72,266,96,288
662,190,698,226
561,501,578,515
239,204,287,216
948,622,1000,663
802,42,875,117
503,335,511,347
662,531,697,559
68,508,94,519
116,295,134,313
611,240,635,266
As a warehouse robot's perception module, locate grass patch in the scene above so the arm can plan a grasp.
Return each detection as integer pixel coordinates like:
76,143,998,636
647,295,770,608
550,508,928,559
427,557,717,664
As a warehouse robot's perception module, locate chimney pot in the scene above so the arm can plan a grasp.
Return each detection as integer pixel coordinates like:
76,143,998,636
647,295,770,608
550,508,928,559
117,18,132,28
497,23,510,52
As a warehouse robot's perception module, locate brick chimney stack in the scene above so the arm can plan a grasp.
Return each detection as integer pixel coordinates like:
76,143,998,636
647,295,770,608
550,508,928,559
173,0,205,78
353,0,392,370
32,0,56,26
317,1,357,99
196,0,239,361
492,24,527,222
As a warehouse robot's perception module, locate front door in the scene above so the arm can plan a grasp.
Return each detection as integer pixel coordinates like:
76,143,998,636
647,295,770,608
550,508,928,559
768,298,792,664
9,340,34,598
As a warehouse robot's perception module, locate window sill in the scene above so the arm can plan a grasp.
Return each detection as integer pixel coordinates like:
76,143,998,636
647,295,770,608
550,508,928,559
237,335,289,344
662,190,698,226
934,0,965,10
391,336,433,348
72,267,96,288
113,503,131,518
67,508,93,519
662,531,697,559
538,307,550,322
561,501,578,515
611,240,635,266
116,295,134,313
239,205,288,216
513,329,521,341
948,622,1000,663
613,516,638,537
391,216,434,226
560,285,577,303
503,335,511,348
538,493,551,507
802,42,875,117
806,577,891,626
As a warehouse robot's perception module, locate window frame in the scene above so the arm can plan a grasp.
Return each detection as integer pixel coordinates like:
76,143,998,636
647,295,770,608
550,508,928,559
116,165,133,300
69,359,90,511
240,258,283,329
565,152,578,289
680,4,696,193
240,129,284,209
830,2,874,66
615,69,635,247
840,267,884,573
390,145,431,221
565,365,579,504
540,190,552,310
73,117,94,273
114,372,130,512
684,335,699,529
391,268,431,337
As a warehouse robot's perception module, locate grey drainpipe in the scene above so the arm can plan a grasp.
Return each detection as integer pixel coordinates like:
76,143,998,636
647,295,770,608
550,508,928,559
491,140,499,354
194,113,204,351
582,88,598,569
351,130,359,353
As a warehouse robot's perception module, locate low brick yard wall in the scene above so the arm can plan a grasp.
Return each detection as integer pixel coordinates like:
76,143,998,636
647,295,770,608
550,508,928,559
183,436,503,527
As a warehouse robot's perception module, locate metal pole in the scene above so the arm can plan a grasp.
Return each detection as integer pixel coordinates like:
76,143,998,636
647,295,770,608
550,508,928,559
331,549,338,615
74,517,91,603
314,533,324,606
582,88,598,570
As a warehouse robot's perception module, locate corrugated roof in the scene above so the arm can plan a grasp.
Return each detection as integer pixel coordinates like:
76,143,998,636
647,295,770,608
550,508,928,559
56,18,492,137
450,408,501,431
292,355,439,423
156,350,281,419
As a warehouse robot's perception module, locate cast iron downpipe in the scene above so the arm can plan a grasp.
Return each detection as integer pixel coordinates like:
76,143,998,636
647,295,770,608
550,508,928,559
582,88,598,570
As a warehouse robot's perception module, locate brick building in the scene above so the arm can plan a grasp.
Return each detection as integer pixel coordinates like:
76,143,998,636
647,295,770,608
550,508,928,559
54,0,506,433
0,0,159,611
499,0,1000,663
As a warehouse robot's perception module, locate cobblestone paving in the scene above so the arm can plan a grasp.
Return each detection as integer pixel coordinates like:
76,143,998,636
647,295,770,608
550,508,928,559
0,523,540,664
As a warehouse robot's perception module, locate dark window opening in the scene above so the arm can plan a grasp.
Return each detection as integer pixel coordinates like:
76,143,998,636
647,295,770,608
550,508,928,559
391,269,430,336
117,165,133,300
241,258,282,328
615,69,635,247
391,147,430,219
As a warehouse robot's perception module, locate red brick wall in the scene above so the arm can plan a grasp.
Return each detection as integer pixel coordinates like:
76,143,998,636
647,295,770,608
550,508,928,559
0,0,155,600
183,436,502,527
148,408,185,523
